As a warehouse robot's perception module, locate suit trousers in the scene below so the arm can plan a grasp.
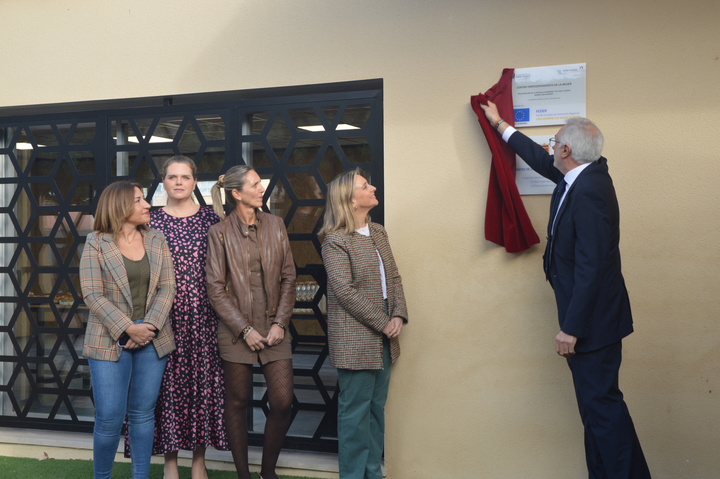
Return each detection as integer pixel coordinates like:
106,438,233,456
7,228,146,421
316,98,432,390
336,337,392,479
567,341,651,479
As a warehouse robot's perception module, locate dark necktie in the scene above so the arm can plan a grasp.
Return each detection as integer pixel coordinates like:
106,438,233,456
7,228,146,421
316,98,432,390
543,179,567,279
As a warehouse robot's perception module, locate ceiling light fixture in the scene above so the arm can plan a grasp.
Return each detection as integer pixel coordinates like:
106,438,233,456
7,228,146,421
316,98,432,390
16,142,45,150
113,135,173,144
298,124,360,132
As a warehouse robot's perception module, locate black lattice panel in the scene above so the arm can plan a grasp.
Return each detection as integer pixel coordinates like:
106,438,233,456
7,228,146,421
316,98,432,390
0,86,382,452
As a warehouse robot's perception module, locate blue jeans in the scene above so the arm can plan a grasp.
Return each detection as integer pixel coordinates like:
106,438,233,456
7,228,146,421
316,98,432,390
88,335,167,479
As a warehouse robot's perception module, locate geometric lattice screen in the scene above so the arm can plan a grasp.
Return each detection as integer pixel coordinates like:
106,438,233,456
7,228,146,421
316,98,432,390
0,82,383,452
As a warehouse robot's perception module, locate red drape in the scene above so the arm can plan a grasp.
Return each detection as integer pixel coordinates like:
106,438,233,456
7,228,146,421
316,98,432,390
471,68,540,253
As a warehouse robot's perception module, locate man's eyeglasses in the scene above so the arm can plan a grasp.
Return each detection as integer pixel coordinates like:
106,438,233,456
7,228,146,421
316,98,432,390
548,137,564,149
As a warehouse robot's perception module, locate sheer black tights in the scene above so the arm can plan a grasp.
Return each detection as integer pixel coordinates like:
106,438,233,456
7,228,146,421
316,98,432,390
223,359,293,479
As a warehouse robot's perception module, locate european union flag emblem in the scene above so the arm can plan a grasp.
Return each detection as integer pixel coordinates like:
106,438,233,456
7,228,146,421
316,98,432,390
514,108,530,123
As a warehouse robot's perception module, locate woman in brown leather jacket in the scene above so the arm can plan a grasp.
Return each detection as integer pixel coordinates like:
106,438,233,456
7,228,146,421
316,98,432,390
206,165,296,479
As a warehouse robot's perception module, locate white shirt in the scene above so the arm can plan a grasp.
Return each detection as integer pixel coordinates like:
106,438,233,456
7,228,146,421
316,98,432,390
356,224,387,299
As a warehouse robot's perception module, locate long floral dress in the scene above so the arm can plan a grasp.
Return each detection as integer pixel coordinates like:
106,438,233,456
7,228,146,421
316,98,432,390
124,205,228,456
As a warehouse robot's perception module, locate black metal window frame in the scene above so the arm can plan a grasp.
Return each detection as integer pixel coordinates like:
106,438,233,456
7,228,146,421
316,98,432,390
0,79,384,453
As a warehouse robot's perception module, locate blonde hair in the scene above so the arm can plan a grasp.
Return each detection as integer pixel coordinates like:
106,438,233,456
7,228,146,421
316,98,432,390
92,181,148,235
320,168,370,235
210,165,254,218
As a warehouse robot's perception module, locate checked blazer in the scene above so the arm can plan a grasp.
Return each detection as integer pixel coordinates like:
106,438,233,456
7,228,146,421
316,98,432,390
80,228,176,361
322,222,408,370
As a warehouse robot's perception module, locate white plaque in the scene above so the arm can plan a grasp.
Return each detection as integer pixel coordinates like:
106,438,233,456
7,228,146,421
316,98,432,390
513,63,586,127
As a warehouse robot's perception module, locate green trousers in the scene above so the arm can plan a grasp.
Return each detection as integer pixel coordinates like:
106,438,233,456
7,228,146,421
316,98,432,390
336,338,392,479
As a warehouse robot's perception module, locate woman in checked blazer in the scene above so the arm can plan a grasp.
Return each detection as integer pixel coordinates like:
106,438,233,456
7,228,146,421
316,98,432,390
320,168,408,479
80,181,176,479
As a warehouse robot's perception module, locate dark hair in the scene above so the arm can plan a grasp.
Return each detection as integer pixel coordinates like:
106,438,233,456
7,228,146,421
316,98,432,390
92,181,148,235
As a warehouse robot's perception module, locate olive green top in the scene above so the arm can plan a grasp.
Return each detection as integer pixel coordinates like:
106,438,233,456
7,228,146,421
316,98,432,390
123,254,150,320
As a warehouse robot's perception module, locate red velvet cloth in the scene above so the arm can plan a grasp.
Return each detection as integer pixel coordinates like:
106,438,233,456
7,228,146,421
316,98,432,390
471,68,540,253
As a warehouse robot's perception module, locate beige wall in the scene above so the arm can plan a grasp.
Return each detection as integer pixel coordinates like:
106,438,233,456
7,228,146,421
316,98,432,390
2,1,719,477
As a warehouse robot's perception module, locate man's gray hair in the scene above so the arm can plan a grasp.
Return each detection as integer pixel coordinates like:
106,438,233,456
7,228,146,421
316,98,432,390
558,117,604,164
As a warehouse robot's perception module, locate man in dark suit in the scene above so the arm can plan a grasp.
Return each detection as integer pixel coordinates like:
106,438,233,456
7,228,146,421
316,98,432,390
481,101,651,479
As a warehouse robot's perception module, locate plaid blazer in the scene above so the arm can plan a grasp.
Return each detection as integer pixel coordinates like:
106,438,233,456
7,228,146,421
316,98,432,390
322,222,408,370
80,229,176,361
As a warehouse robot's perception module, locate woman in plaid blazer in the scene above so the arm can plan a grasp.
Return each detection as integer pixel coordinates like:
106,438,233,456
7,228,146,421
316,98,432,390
321,169,408,479
80,181,176,479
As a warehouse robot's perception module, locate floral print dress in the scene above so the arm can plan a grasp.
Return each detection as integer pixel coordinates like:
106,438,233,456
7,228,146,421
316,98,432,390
124,205,228,456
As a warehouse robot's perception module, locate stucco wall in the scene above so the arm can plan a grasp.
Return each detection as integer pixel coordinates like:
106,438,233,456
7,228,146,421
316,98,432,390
2,1,718,477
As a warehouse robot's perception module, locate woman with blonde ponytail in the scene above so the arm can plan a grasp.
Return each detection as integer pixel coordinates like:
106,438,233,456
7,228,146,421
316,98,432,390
205,165,296,479
209,172,230,218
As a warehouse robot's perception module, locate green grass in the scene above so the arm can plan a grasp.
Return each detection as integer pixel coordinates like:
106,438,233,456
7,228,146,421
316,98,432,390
0,456,317,479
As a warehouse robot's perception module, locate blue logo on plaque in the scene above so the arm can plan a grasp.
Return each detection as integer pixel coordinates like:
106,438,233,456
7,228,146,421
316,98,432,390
514,108,530,123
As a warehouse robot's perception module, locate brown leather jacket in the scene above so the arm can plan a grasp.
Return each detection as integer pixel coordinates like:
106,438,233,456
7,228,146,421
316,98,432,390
206,210,296,340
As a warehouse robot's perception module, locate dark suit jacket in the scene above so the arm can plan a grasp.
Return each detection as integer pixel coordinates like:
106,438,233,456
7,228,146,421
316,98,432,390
508,131,633,352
